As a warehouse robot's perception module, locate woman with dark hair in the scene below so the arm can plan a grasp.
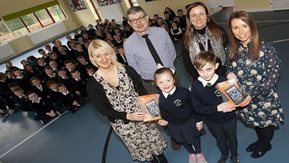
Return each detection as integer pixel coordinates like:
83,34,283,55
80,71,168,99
226,11,284,158
182,1,228,79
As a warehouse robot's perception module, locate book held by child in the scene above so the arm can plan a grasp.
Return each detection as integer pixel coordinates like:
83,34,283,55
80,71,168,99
216,79,246,107
137,94,161,122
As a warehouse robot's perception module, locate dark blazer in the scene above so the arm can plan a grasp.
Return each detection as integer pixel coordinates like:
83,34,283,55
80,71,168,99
14,96,31,111
59,91,83,111
31,84,50,98
86,65,147,123
71,76,87,97
116,54,128,65
30,97,56,122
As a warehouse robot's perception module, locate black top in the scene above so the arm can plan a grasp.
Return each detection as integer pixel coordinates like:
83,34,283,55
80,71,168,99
59,91,80,106
182,27,228,79
30,97,56,121
14,96,31,111
86,65,147,123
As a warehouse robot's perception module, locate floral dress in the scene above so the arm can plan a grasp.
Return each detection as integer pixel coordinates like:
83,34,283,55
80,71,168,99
226,41,284,128
93,66,166,161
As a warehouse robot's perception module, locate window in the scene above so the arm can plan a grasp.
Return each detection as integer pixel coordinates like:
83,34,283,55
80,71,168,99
21,13,42,32
35,9,54,26
1,4,66,42
48,5,66,22
0,22,14,43
5,18,29,37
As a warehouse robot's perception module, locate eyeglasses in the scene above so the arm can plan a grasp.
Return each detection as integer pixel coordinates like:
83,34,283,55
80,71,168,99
128,15,147,24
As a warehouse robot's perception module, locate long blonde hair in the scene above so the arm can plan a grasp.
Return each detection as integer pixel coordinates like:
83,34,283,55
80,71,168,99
87,39,122,68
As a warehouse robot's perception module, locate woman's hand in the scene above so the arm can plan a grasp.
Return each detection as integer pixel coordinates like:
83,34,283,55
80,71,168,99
227,72,237,80
239,95,252,107
158,119,168,126
126,112,145,121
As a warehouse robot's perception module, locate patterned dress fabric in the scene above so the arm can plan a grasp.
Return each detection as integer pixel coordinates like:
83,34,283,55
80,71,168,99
226,41,284,128
94,66,166,161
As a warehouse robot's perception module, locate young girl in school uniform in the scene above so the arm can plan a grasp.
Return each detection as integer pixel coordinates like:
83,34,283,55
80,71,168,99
154,67,207,163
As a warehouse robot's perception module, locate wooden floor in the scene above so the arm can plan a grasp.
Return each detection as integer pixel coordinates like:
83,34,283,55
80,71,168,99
0,9,289,163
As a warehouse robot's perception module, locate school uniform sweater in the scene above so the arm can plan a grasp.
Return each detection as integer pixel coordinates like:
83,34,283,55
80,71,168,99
159,87,201,124
191,76,236,123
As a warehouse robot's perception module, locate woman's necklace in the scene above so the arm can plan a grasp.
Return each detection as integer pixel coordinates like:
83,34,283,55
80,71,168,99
197,27,209,51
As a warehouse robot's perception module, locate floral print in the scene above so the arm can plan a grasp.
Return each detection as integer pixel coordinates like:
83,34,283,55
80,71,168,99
226,41,284,128
94,66,166,161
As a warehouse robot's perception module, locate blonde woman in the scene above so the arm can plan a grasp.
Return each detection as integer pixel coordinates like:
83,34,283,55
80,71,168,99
86,39,167,163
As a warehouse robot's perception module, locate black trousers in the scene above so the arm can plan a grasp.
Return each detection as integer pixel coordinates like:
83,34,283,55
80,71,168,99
206,118,238,157
255,126,274,151
182,136,202,154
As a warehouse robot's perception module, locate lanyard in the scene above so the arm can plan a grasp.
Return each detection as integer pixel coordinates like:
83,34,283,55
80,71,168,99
197,33,208,51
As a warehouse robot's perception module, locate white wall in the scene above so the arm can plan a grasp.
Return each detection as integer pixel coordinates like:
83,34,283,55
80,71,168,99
0,43,16,62
28,22,67,45
0,21,69,62
98,4,124,22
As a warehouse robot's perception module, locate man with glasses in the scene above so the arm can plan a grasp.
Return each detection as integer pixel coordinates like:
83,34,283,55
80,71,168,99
124,6,179,151
124,6,176,92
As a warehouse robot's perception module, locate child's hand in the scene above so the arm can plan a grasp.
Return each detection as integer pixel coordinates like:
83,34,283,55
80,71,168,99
196,122,203,131
223,107,236,113
46,110,56,117
217,102,235,113
75,91,81,96
227,72,237,80
158,119,168,126
72,100,80,106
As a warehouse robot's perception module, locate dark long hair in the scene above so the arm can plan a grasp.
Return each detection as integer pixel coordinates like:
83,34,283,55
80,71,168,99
227,11,261,61
183,2,224,48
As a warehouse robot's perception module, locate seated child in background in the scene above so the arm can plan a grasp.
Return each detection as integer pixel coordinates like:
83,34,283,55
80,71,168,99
70,69,88,98
116,46,128,65
154,67,207,163
190,51,239,163
13,68,30,91
57,67,74,90
27,91,59,124
76,55,92,78
30,76,49,98
57,83,84,112
64,59,78,73
46,80,65,113
0,73,15,115
43,66,58,83
12,87,31,112
85,65,96,77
